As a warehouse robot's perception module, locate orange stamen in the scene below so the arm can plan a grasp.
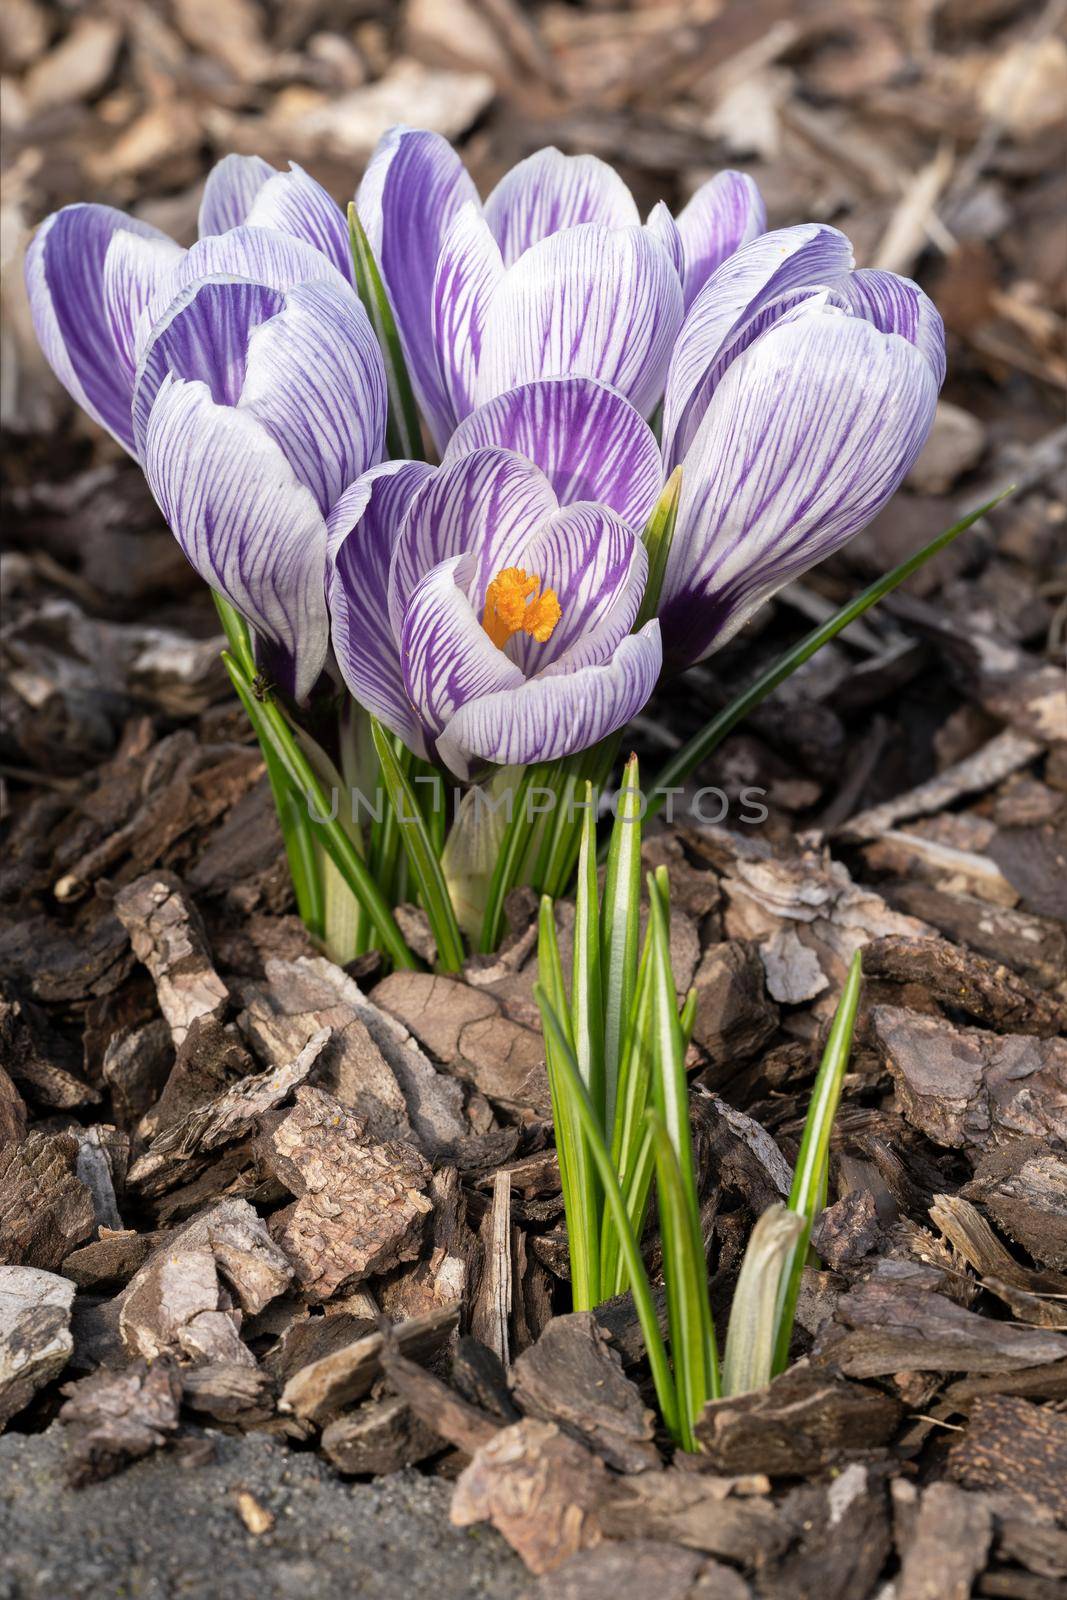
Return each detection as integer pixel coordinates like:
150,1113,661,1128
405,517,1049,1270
482,567,562,651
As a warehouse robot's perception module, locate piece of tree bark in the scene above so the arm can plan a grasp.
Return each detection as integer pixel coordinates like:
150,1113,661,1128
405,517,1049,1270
862,935,1065,1036
279,1303,459,1422
871,1006,1067,1154
471,1169,511,1367
265,1085,432,1301
58,1360,182,1486
510,1311,660,1473
962,1144,1067,1272
814,1261,1067,1377
896,1482,993,1600
693,1360,901,1476
321,1395,442,1475
600,1472,791,1568
0,1265,75,1426
126,1030,327,1197
452,1418,609,1574
537,1541,751,1600
113,872,229,1047
0,1130,95,1270
948,1395,1067,1516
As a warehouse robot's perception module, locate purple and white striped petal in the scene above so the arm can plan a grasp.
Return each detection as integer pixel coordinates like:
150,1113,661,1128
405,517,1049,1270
25,204,180,454
477,226,684,418
431,204,504,428
834,268,947,389
143,227,351,356
102,230,186,394
388,448,558,640
357,127,480,452
645,201,684,281
198,154,277,236
675,171,766,310
436,623,662,780
483,148,640,266
327,460,434,752
142,376,330,701
131,277,284,457
659,305,939,672
244,163,353,283
400,554,524,743
662,224,854,469
239,278,387,513
441,378,663,531
504,502,647,676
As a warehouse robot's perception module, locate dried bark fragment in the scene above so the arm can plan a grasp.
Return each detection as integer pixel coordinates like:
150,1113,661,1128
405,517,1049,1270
113,871,229,1046
62,1229,154,1291
948,1395,1067,1516
265,1085,431,1300
930,1195,1067,1329
377,1166,473,1324
886,883,1067,993
962,1144,1067,1272
119,1245,226,1362
471,1169,511,1366
452,1335,520,1423
0,1063,28,1146
0,986,98,1109
141,1015,256,1141
896,1482,993,1600
760,1465,891,1600
841,730,1043,843
380,1346,500,1455
862,935,1066,1037
814,1262,1067,1377
0,1130,95,1270
101,1019,173,1131
451,1417,609,1574
73,1125,126,1233
600,1472,791,1567
321,1395,442,1475
0,1265,75,1425
371,970,548,1111
539,1542,751,1600
180,1362,275,1425
693,1360,901,1476
170,1197,293,1316
238,957,413,1143
280,1303,459,1422
811,1189,883,1271
126,1029,327,1197
510,1312,659,1474
871,1006,1067,1154
690,942,779,1064
58,1360,181,1486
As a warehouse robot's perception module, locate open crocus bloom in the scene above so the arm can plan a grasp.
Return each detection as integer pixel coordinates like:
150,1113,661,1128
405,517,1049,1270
656,224,946,673
327,378,663,778
24,155,353,458
357,128,764,451
133,272,386,701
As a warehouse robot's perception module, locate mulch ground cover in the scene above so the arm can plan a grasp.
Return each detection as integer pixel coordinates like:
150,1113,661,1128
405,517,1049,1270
1,2,1065,1596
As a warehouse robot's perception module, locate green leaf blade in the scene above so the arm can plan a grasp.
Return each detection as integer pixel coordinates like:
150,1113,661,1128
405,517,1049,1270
370,720,465,971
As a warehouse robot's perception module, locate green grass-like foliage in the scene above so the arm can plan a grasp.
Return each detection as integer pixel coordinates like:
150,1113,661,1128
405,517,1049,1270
535,755,863,1448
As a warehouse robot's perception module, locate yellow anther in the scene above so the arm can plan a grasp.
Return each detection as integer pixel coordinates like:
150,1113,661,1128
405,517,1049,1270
482,567,561,651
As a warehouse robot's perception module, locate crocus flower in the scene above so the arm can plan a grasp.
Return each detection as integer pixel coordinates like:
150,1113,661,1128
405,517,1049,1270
357,128,764,450
654,224,946,672
25,154,354,457
327,377,663,777
133,272,386,700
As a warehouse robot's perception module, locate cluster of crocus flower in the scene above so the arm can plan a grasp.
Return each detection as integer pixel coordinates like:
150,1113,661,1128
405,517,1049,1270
27,129,944,786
